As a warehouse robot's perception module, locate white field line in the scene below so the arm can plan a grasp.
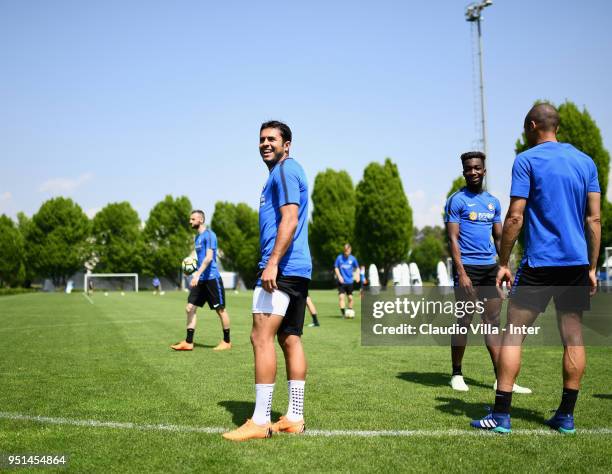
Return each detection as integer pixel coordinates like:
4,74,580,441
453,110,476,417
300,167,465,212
0,318,184,332
1,412,611,437
82,293,94,305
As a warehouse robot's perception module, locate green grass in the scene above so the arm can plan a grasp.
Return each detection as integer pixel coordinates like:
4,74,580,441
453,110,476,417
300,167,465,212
0,290,611,473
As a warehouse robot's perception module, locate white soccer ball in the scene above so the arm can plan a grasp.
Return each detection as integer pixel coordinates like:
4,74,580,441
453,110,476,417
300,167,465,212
346,309,355,318
182,256,199,275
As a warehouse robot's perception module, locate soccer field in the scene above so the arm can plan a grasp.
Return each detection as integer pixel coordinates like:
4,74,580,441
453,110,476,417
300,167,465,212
1,291,611,473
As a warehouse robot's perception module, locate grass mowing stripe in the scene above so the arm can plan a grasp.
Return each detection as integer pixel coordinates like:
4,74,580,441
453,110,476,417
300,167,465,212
82,292,94,305
3,412,612,437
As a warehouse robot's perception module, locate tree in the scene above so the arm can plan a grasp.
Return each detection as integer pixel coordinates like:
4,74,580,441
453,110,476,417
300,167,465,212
25,197,91,286
0,215,26,287
355,158,413,286
515,100,611,257
447,176,464,199
144,195,193,286
211,201,260,287
410,234,446,282
92,202,146,273
310,169,355,270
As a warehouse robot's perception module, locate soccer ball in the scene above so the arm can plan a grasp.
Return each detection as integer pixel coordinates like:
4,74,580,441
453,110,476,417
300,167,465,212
345,309,355,318
182,256,199,275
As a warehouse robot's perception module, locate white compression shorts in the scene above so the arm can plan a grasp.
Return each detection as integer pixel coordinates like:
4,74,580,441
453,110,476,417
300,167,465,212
252,287,290,316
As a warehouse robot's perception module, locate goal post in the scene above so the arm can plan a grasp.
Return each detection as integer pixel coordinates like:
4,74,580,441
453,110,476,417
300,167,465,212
84,273,139,293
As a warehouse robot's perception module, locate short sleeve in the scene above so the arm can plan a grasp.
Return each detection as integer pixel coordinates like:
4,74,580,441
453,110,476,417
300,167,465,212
334,255,341,268
444,194,462,223
276,161,301,206
510,154,531,198
352,257,359,269
588,160,601,193
494,198,502,223
208,232,217,250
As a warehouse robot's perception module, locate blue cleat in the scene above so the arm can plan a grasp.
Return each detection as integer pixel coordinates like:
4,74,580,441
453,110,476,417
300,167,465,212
545,412,576,434
470,410,511,433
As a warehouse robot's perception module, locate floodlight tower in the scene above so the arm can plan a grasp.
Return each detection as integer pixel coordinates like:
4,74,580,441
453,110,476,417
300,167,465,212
466,0,493,187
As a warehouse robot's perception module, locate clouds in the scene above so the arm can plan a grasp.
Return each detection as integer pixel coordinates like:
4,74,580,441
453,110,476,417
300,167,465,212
39,172,93,194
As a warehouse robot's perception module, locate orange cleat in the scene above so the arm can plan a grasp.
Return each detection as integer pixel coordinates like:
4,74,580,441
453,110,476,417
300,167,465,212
222,419,272,441
271,416,305,434
170,340,194,351
213,341,232,351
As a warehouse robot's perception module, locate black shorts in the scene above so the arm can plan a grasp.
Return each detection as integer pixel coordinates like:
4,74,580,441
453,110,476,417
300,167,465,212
338,282,354,295
255,271,310,336
511,264,590,313
453,264,500,301
188,277,225,310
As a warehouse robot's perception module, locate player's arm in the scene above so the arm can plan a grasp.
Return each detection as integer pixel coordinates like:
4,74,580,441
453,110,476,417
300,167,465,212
446,222,474,296
496,197,527,287
334,265,344,284
191,248,213,287
261,204,298,292
492,222,503,256
585,191,601,295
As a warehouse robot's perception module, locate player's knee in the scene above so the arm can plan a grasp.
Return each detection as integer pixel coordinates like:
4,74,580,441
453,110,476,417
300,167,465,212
186,303,196,313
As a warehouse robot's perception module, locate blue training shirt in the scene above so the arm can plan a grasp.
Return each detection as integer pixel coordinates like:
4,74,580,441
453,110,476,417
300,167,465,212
335,254,359,284
194,228,221,281
445,188,502,265
258,157,312,279
510,141,600,267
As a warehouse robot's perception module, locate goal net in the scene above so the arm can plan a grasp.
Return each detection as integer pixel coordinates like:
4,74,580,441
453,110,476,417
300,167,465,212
84,273,139,292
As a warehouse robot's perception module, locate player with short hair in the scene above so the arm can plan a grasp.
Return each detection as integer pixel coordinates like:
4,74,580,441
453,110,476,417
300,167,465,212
445,151,530,394
170,210,232,352
334,244,359,318
471,103,601,433
223,121,311,441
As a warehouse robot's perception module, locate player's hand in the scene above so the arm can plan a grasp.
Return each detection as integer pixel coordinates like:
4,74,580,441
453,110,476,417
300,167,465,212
589,269,598,296
190,273,200,288
458,273,475,298
496,265,513,290
338,276,345,285
261,263,278,293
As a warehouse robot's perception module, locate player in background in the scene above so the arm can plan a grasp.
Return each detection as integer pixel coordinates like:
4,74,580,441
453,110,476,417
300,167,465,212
223,121,311,441
171,210,232,352
445,151,531,394
306,296,320,327
334,244,359,318
471,103,601,433
152,276,162,295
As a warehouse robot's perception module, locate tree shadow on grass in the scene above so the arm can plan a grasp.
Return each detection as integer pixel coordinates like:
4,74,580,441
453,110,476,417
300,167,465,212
218,400,283,426
434,396,547,424
592,394,612,400
396,371,491,390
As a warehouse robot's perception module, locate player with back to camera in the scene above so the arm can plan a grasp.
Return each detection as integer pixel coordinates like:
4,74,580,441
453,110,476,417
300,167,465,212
445,151,531,394
471,103,601,433
170,210,232,352
223,121,311,441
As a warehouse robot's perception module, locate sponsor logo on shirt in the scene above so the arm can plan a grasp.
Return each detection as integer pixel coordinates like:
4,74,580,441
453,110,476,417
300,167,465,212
488,202,495,211
469,211,477,221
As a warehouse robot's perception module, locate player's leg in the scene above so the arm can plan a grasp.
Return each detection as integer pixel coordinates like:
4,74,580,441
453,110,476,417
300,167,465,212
450,311,473,391
172,281,207,350
272,279,309,434
347,291,354,310
223,288,288,441
208,278,231,351
170,302,197,350
546,280,590,433
306,296,320,327
471,300,539,432
338,288,346,317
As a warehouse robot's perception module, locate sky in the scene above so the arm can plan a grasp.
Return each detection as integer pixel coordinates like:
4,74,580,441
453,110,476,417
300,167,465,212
1,0,611,228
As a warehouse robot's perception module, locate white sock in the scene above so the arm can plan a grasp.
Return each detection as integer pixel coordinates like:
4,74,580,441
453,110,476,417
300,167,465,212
252,383,274,425
286,380,305,422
